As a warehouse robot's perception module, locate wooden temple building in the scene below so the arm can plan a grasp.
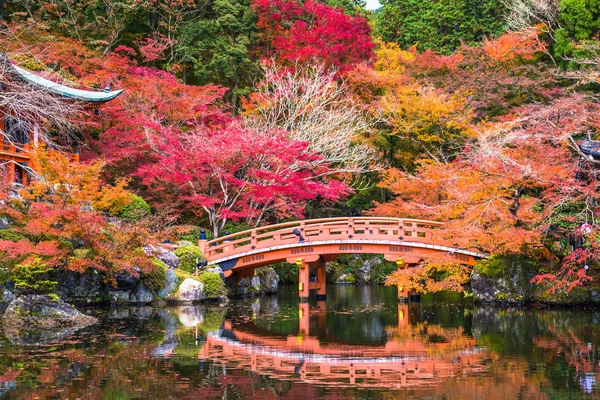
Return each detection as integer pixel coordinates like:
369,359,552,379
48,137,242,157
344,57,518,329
0,54,122,185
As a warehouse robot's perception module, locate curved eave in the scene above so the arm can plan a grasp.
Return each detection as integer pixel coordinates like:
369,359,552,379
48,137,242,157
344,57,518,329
12,64,123,103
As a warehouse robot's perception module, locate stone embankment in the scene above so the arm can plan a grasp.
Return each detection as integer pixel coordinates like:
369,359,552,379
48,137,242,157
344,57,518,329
0,244,279,339
470,256,600,306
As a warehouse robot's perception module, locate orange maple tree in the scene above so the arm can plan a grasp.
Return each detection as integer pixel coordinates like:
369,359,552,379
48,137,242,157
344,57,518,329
0,147,158,288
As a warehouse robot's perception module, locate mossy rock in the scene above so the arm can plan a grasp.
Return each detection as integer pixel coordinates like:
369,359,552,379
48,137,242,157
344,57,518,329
142,259,167,292
174,245,205,274
471,255,541,303
344,275,356,283
198,272,227,299
532,284,592,305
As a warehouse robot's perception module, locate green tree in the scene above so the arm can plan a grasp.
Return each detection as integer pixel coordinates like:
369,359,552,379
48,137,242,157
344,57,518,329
375,0,506,54
178,0,260,109
325,0,369,16
559,0,600,41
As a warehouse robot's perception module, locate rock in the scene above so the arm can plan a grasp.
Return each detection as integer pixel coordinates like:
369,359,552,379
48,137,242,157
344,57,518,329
234,276,261,297
4,326,80,345
470,256,536,304
177,306,204,327
470,271,496,302
0,287,15,313
130,306,153,319
205,266,225,279
108,308,130,319
354,256,383,283
226,267,280,298
177,240,193,247
158,249,179,269
114,271,139,291
2,295,98,331
1,287,15,304
257,267,279,293
108,291,130,304
151,299,167,307
0,217,11,229
158,269,179,298
56,270,105,304
336,273,355,284
129,283,154,304
145,245,179,269
532,284,592,305
172,278,204,303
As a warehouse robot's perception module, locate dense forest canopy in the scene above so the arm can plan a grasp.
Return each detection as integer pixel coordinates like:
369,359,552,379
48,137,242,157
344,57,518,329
2,0,600,294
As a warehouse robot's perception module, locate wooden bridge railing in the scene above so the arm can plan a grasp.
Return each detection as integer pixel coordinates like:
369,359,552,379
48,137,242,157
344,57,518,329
201,217,446,262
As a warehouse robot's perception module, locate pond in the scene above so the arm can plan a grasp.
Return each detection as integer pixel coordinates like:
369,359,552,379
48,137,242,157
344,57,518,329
0,285,599,399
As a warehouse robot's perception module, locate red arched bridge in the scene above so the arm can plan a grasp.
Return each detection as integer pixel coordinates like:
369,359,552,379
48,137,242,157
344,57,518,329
198,217,488,301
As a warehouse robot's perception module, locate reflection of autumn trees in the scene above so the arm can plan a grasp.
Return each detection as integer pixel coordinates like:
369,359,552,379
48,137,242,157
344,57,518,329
533,317,600,391
474,307,600,396
386,322,476,357
421,359,549,400
2,305,599,398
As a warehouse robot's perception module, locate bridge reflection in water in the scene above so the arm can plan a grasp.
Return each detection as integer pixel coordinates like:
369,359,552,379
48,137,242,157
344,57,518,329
199,301,491,389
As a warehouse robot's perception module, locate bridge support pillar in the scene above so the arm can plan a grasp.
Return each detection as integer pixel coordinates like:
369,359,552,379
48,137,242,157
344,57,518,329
297,259,310,302
409,290,421,303
398,286,409,303
396,258,409,303
295,257,327,302
299,302,310,335
316,265,326,301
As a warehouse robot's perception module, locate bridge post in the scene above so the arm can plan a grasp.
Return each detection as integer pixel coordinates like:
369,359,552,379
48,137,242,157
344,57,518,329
396,258,409,303
198,230,207,255
297,259,310,302
316,263,326,301
299,302,310,335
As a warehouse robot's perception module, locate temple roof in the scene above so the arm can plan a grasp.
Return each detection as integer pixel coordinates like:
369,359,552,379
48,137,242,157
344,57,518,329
11,64,123,103
0,52,123,103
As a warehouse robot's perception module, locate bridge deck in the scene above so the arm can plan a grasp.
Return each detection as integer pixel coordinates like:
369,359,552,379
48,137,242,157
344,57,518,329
200,217,488,270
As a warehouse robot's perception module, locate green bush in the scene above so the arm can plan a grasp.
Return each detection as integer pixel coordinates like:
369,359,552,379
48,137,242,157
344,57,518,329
142,259,167,292
114,194,151,222
174,245,205,273
273,262,298,284
177,226,210,243
12,258,57,295
559,0,600,41
0,229,26,242
198,272,227,299
344,275,356,283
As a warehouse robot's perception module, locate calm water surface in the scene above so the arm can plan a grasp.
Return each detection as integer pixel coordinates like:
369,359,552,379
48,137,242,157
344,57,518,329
1,285,599,399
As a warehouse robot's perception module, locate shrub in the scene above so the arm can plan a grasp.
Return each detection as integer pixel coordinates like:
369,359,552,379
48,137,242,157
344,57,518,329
12,258,57,295
198,272,227,299
0,229,26,242
174,245,205,273
177,226,214,243
114,194,151,222
142,259,167,292
344,275,355,283
273,262,298,284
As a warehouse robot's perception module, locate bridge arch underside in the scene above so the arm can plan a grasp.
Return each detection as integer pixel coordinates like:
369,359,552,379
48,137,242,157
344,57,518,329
211,240,484,302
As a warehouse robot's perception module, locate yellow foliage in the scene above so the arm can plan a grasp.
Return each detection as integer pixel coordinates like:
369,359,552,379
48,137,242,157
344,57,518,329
21,145,133,213
374,40,414,76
